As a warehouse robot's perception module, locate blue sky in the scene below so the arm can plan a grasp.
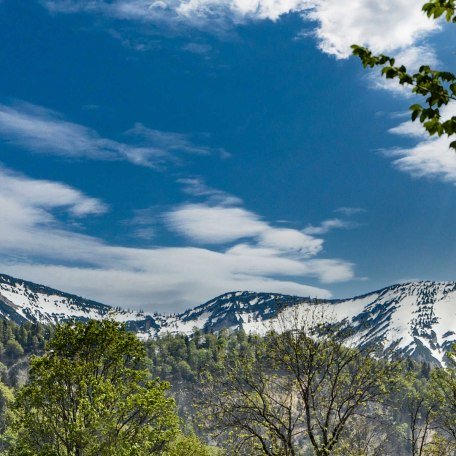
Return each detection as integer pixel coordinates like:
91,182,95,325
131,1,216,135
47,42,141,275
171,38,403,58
0,0,455,312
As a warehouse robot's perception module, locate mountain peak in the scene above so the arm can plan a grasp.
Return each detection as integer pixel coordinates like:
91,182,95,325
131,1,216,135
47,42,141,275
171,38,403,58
0,273,455,365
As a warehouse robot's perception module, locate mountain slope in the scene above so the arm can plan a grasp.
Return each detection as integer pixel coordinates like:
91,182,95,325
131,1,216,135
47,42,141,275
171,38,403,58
0,273,159,335
160,283,456,365
0,273,455,365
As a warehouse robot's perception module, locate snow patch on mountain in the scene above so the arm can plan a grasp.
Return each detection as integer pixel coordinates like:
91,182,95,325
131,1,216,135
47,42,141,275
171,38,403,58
0,273,455,365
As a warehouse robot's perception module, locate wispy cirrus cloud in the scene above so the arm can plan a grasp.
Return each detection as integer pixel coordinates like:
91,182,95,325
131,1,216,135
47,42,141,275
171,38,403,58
181,42,213,55
0,102,222,168
42,0,438,59
127,123,228,158
0,166,355,309
303,218,358,236
0,165,107,219
334,207,365,217
0,102,119,160
177,177,242,205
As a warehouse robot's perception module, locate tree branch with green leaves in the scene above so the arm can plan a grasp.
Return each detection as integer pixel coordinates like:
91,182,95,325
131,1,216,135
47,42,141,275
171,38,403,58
352,0,456,150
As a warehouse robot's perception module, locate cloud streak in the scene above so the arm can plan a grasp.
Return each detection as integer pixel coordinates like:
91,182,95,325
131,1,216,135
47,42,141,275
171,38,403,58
0,102,220,168
303,218,357,236
42,0,438,59
177,177,242,205
0,166,355,310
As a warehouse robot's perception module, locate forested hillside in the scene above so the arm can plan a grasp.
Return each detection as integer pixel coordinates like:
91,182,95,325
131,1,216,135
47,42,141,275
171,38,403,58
146,328,451,455
3,272,456,367
0,318,453,455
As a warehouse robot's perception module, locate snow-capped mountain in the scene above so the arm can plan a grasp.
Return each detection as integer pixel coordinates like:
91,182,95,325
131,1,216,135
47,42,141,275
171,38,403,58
0,273,158,335
159,284,456,365
1,273,455,365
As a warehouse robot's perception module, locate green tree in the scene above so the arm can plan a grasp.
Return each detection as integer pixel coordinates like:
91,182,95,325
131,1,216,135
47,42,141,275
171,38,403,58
395,362,456,455
202,309,402,456
11,320,180,456
164,434,220,456
402,376,438,456
352,1,456,149
0,382,15,454
430,349,456,444
4,340,23,360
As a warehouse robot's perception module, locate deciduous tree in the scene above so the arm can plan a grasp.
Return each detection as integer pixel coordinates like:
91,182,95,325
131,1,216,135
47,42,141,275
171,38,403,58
11,320,180,456
202,309,402,456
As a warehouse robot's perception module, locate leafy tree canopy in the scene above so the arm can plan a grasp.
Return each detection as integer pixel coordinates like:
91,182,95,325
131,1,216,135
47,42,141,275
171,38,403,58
10,320,181,456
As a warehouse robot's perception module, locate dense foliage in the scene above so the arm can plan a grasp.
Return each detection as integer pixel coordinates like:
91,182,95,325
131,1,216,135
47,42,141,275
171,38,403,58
0,321,213,456
0,319,453,454
146,324,456,455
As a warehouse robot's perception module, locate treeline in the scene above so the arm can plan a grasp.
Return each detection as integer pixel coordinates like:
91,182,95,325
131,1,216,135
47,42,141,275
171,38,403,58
146,312,456,456
146,328,253,383
0,316,454,454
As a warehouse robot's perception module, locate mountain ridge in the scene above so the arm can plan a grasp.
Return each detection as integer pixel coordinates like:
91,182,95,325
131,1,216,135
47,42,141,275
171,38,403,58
0,273,455,365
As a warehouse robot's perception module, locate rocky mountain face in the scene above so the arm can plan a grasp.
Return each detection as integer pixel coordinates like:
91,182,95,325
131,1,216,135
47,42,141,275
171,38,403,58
0,273,455,365
0,274,158,336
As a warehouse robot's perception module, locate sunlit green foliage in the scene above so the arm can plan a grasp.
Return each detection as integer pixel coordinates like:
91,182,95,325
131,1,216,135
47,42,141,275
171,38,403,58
0,319,454,454
8,321,181,456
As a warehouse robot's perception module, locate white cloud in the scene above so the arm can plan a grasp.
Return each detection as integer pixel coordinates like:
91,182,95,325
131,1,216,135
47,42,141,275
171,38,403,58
177,177,242,205
165,202,323,256
175,0,307,21
165,204,268,243
386,104,456,184
0,166,107,218
0,166,355,310
258,227,321,256
303,218,357,235
0,102,219,168
305,259,354,283
0,102,132,160
393,45,439,71
169,179,324,256
387,136,456,184
389,116,430,140
224,244,352,283
43,0,307,23
42,0,438,59
304,0,437,59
